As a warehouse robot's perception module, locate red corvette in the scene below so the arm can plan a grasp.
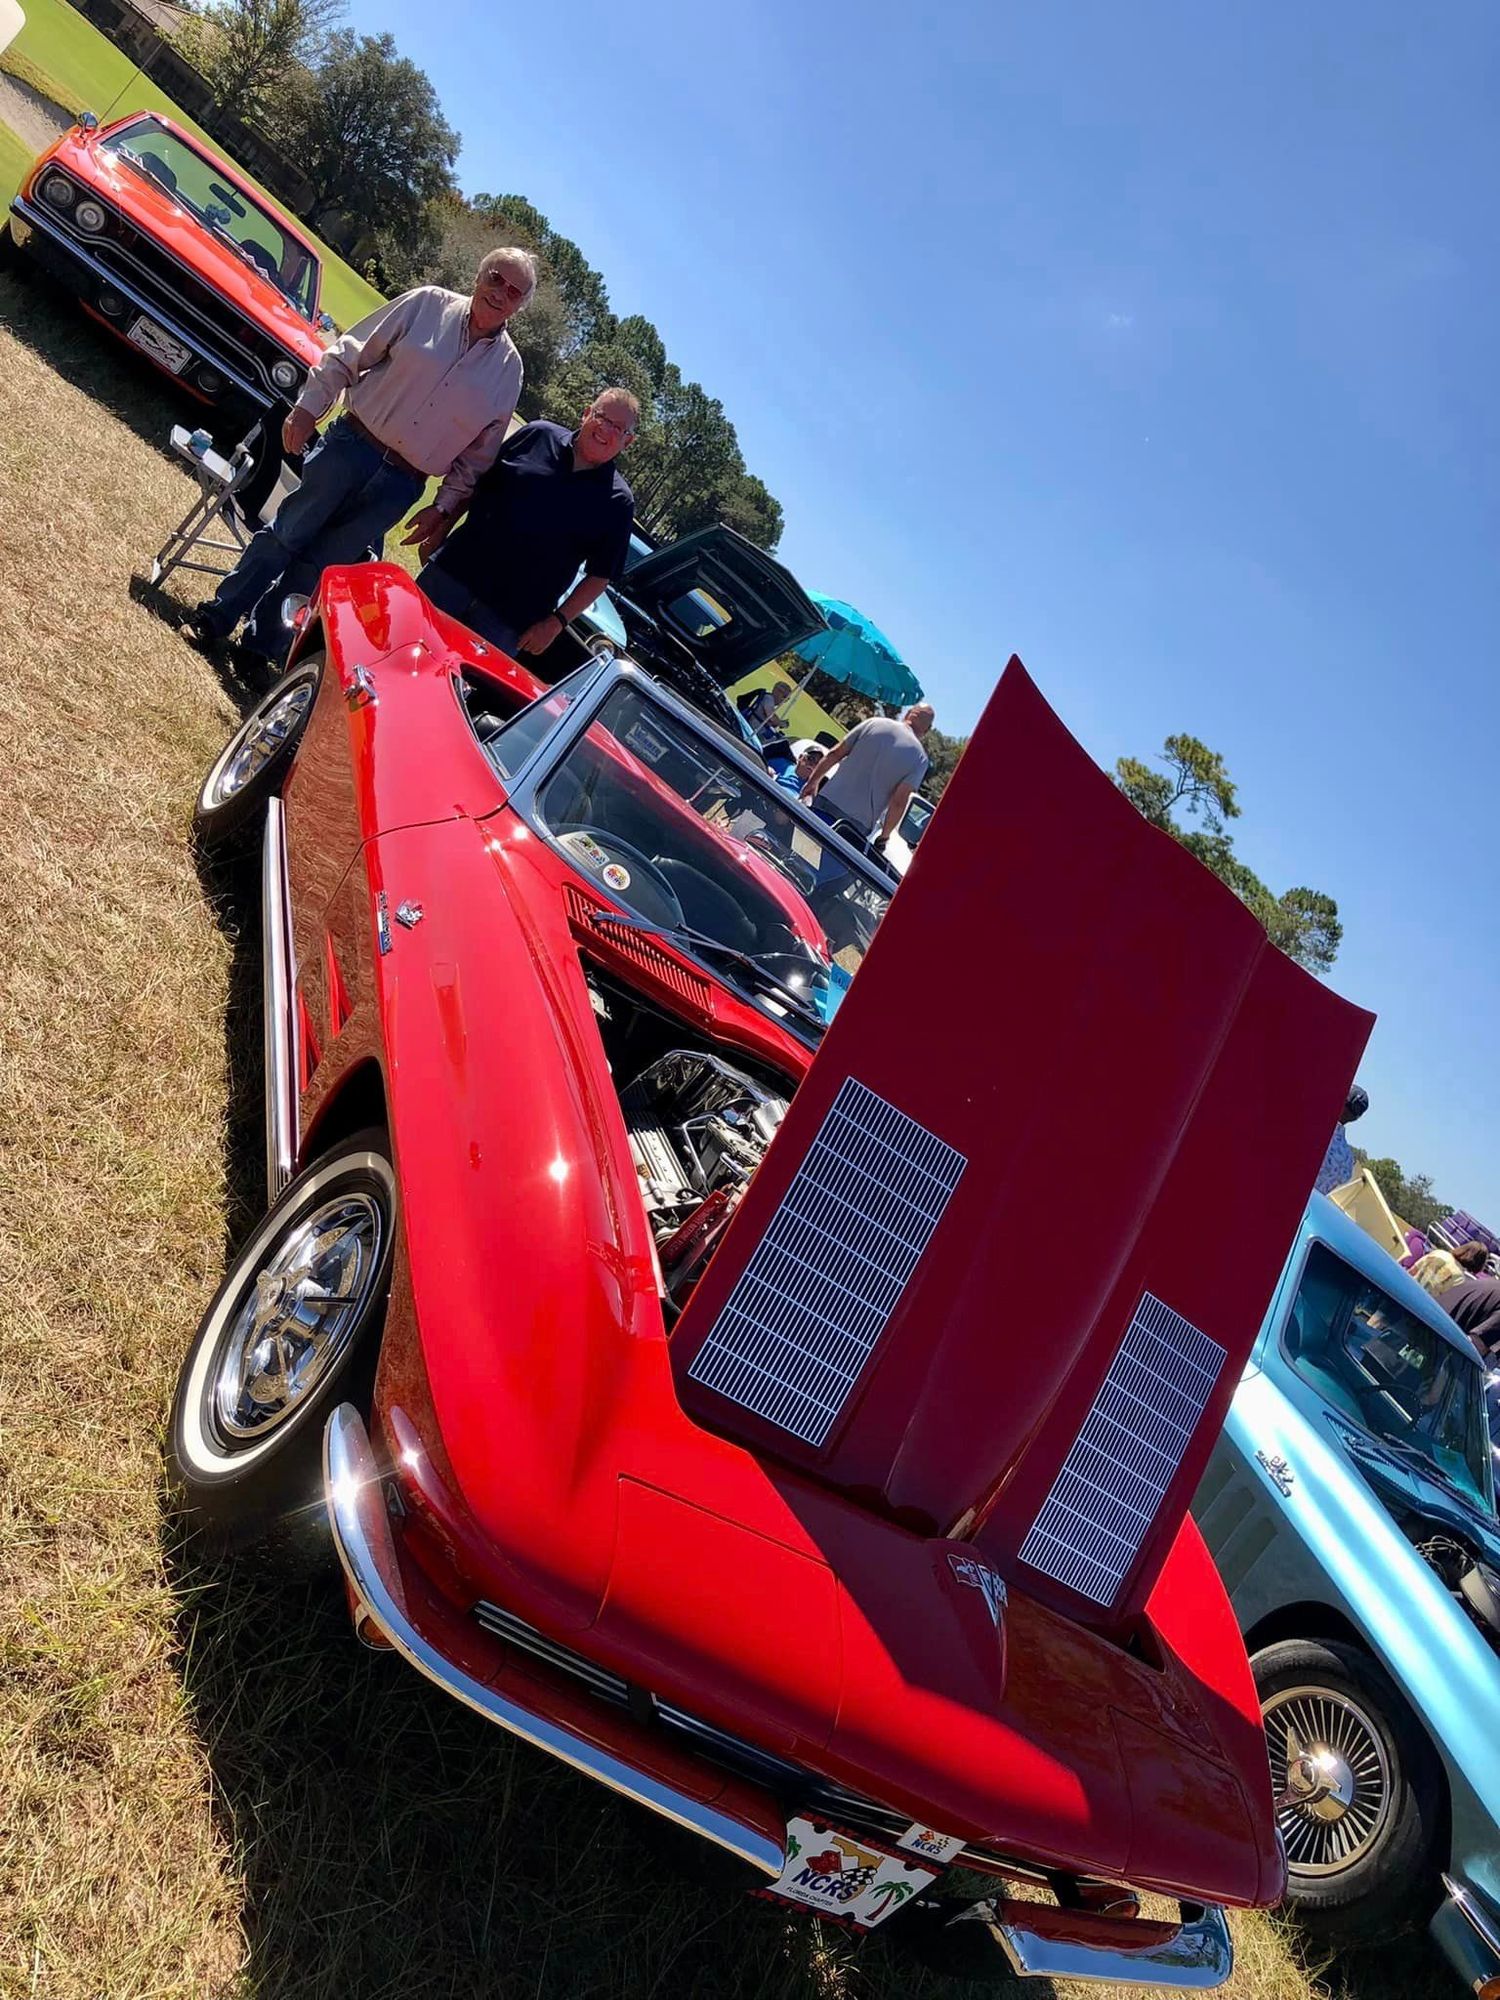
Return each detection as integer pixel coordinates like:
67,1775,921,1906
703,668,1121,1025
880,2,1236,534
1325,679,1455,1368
5,110,327,496
169,563,1372,1985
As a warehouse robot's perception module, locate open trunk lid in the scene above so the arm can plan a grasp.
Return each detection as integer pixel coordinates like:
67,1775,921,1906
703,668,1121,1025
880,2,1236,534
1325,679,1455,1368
616,526,826,683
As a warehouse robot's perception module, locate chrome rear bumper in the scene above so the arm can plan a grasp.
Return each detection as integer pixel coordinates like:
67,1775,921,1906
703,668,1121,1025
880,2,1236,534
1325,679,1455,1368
324,1404,1233,1985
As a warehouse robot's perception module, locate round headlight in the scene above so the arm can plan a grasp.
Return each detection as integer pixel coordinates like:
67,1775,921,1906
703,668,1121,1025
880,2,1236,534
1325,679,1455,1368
269,357,300,392
41,174,76,209
74,199,107,233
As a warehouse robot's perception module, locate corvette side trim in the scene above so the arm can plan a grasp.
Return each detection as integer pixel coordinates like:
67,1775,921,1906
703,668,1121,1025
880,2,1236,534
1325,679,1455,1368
323,1404,786,1878
262,799,296,1202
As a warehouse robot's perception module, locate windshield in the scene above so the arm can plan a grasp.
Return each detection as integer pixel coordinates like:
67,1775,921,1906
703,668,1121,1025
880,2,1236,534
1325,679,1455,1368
492,675,891,1032
1283,1243,1492,1511
102,119,319,317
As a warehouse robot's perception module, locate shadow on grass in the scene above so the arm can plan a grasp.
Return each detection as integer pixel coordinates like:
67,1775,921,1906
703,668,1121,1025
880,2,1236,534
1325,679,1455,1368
159,1518,990,2000
0,262,204,469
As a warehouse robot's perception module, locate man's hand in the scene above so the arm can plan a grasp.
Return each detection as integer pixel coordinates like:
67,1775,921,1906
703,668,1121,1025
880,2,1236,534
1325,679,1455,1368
517,612,566,655
799,786,817,802
281,406,317,456
400,505,452,563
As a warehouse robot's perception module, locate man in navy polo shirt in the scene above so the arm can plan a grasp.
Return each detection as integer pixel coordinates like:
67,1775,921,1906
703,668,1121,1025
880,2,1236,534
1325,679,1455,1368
408,387,638,658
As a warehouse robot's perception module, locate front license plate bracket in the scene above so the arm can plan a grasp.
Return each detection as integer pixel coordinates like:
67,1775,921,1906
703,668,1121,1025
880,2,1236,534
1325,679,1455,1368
756,1816,944,1931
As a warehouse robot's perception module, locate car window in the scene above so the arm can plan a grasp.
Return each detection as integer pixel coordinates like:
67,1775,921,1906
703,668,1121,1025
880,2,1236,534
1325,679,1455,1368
485,675,585,778
1282,1242,1491,1510
530,681,890,1031
102,119,319,317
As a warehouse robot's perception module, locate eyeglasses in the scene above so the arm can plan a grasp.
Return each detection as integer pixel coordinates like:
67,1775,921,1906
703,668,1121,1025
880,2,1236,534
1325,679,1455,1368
477,273,530,304
585,409,635,439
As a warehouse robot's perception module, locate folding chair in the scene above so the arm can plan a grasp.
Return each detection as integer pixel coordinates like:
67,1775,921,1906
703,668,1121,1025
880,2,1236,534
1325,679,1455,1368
149,421,287,587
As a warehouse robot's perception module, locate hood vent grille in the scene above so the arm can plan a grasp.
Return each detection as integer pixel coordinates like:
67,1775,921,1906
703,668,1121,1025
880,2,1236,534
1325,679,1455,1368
1019,1292,1226,1606
686,1075,966,1446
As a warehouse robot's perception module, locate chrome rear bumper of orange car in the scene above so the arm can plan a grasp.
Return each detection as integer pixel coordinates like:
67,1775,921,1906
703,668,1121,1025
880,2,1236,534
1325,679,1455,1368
323,1403,1233,1988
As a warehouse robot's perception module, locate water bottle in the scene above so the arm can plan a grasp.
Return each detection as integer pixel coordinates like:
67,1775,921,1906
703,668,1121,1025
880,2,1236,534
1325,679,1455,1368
187,428,212,459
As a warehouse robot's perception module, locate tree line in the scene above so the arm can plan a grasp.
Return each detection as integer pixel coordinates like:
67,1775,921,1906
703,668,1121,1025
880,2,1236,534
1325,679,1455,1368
179,0,783,548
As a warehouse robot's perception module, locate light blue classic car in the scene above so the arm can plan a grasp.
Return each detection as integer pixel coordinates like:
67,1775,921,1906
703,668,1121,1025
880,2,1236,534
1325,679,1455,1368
1193,1197,1500,1994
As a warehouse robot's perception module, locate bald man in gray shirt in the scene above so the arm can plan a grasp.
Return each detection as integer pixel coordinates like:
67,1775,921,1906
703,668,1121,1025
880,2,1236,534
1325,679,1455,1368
802,704,935,850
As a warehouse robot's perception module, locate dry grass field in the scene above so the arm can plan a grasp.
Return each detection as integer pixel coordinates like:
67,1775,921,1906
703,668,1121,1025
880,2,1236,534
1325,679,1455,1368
0,273,1452,2000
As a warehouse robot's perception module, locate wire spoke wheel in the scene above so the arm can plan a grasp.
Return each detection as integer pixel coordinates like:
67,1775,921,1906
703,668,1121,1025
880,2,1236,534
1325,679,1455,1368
1264,1682,1393,1878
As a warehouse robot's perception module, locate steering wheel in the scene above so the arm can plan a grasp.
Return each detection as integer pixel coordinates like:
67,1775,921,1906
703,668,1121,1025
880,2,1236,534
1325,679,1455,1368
742,829,819,896
554,826,684,929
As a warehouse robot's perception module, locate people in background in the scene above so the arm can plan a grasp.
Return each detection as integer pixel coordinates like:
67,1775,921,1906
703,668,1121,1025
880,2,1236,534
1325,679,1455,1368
407,388,638,658
1437,1250,1500,1356
739,680,794,742
800,702,934,852
1313,1085,1369,1195
1409,1240,1485,1298
188,248,534,665
776,740,825,798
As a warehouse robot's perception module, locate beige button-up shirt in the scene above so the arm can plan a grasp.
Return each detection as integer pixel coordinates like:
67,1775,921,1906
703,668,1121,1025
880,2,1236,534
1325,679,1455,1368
295,286,524,514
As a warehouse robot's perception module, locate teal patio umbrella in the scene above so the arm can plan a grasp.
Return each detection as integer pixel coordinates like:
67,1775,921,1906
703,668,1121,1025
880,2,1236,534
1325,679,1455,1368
791,593,924,707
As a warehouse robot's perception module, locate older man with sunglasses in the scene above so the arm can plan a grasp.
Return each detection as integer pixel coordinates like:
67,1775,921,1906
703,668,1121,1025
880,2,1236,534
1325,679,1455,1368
189,247,535,664
407,387,640,659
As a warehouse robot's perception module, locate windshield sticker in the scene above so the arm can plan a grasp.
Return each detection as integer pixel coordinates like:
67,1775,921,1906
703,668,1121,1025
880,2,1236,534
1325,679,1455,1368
624,720,668,762
601,862,631,893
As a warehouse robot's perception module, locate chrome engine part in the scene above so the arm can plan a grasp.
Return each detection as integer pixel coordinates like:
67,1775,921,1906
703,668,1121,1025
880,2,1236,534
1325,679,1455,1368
621,1052,788,1300
1416,1533,1500,1648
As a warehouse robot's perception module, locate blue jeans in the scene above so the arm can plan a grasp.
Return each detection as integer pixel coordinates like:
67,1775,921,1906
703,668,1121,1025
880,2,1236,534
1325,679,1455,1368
203,419,423,655
416,560,522,656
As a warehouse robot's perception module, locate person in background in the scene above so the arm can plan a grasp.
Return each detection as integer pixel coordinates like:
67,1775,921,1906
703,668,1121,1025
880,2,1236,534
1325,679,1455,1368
188,248,534,664
739,680,795,742
407,388,638,657
1313,1085,1369,1195
1409,1239,1486,1298
1437,1249,1500,1356
801,702,934,852
776,740,825,798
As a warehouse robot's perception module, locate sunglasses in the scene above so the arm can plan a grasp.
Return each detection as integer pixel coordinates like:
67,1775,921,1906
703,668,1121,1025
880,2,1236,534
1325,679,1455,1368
478,273,530,304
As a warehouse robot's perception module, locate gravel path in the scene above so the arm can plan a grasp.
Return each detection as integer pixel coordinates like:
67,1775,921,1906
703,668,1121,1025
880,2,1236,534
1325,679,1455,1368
0,71,72,155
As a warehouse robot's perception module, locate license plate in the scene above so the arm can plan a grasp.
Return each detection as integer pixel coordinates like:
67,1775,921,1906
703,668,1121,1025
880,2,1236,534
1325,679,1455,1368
758,1816,943,1930
126,314,193,375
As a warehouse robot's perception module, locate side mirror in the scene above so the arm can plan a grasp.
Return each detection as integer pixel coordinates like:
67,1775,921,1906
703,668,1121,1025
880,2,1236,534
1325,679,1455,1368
317,312,336,334
79,111,100,133
584,635,617,662
280,594,311,634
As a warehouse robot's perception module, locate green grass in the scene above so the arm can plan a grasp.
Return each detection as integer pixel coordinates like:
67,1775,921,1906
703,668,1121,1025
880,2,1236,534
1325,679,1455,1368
0,117,33,204
2,0,381,329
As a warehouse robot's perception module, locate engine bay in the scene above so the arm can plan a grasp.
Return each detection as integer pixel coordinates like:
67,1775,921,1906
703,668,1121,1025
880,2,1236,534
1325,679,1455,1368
584,966,795,1316
1414,1528,1500,1651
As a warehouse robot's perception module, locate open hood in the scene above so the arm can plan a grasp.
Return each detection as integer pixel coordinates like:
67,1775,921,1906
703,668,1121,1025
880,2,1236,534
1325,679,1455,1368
616,526,825,683
671,659,1374,1638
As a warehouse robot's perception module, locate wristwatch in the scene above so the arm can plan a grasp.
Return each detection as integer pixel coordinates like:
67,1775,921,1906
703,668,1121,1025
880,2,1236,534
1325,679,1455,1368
551,608,568,627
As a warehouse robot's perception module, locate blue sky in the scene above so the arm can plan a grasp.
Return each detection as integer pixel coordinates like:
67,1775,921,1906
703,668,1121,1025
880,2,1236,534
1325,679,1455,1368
358,0,1497,1219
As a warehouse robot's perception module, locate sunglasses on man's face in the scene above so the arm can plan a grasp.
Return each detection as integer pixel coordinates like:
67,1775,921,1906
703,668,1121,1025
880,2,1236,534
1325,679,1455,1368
479,273,529,304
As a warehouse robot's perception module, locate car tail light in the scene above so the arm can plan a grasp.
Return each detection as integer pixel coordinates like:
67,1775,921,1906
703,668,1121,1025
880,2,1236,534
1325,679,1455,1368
40,173,76,210
73,199,107,233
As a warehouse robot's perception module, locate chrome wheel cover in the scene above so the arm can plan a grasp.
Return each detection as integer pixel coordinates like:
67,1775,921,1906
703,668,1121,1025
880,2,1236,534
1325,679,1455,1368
1264,1683,1394,1877
207,680,314,808
209,1190,385,1446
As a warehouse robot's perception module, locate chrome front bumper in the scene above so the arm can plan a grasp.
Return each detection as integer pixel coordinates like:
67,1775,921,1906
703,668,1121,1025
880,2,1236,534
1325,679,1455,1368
324,1402,1235,1986
1432,1872,1500,1993
10,195,272,408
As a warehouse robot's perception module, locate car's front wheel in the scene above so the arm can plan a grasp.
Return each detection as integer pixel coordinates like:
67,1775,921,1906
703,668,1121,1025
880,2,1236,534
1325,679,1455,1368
168,1129,396,1551
1255,1636,1442,1947
194,653,321,849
